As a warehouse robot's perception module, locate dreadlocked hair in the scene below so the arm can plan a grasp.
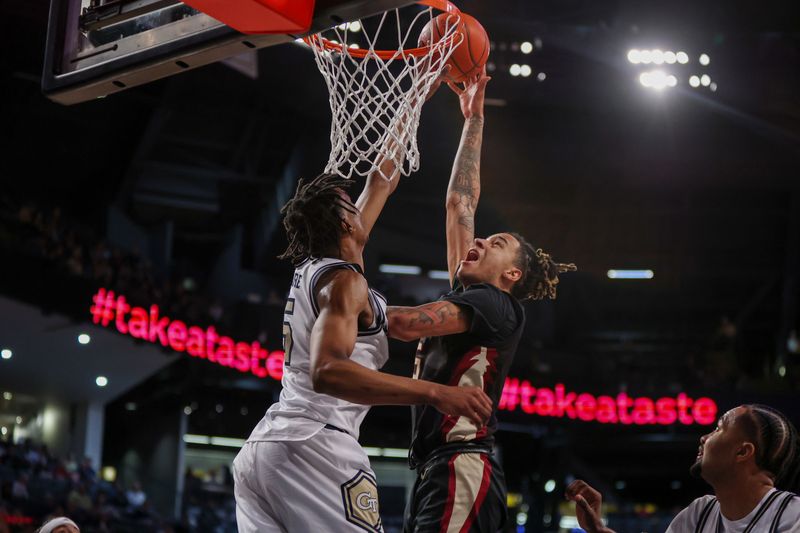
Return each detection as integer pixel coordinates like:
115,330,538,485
739,404,800,492
509,232,577,301
278,172,354,266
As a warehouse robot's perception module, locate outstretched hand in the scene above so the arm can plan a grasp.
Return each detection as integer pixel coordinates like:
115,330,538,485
565,480,617,533
448,67,491,119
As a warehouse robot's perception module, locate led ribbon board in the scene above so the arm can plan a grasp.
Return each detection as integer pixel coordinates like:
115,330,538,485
89,288,718,425
90,288,284,380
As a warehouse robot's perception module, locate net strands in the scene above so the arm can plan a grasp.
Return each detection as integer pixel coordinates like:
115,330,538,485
307,7,462,180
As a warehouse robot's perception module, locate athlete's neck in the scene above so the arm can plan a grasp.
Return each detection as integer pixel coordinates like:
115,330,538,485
337,238,365,271
712,473,774,521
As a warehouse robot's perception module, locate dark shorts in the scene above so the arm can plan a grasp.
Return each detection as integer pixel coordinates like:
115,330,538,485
404,451,507,533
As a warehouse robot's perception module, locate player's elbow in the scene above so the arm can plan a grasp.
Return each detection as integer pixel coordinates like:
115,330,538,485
445,193,461,211
311,360,341,394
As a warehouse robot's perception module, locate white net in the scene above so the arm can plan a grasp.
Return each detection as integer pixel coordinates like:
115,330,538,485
306,5,462,181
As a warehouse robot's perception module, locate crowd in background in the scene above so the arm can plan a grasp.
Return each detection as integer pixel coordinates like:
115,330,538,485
0,198,214,327
0,440,171,533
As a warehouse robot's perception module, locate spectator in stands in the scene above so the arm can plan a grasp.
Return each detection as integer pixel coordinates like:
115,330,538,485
11,473,29,501
66,483,91,513
125,482,146,509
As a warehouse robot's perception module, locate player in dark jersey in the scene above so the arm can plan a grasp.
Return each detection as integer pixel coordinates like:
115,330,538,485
387,69,576,532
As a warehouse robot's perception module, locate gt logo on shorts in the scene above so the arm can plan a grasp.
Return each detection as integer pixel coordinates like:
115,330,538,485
341,470,382,532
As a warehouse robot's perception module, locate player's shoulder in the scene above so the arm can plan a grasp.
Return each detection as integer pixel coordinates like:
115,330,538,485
666,495,717,532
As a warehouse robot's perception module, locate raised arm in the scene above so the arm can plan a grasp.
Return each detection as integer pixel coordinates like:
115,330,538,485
310,270,491,424
444,71,490,284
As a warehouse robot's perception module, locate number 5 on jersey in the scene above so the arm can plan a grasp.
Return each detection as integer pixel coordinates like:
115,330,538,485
282,298,295,366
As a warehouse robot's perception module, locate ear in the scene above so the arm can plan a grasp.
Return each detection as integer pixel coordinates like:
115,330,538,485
736,441,756,463
503,266,522,283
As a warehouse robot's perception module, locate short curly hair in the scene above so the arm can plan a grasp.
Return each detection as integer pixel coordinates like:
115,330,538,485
508,232,576,301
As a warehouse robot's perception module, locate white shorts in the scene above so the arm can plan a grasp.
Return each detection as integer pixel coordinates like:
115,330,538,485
233,427,383,533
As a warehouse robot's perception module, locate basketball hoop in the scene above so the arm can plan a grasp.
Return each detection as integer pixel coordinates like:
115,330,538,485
304,0,463,181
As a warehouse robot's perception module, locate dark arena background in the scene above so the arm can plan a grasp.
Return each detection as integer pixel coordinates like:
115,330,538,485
1,0,799,532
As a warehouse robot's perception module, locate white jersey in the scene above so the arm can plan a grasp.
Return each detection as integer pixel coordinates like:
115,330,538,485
666,489,800,533
247,258,389,442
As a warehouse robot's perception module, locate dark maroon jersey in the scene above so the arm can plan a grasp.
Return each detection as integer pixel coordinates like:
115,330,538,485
409,281,525,466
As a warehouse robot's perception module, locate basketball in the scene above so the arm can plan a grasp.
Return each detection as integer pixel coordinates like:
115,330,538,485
418,12,490,83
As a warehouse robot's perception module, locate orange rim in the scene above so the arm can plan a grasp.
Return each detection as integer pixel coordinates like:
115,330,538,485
305,0,462,60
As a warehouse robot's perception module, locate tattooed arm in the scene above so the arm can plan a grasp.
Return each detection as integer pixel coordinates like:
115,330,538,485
444,70,491,284
387,302,471,342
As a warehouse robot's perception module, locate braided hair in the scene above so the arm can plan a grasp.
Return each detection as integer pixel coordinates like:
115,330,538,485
509,232,576,301
278,173,356,266
739,404,800,492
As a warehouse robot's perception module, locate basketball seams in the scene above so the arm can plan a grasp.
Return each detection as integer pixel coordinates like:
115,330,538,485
423,12,488,83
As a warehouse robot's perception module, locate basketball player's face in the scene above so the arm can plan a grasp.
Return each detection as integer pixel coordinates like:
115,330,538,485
690,406,748,482
458,233,521,287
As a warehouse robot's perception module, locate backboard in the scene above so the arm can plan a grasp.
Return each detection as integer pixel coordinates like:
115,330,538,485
42,0,415,105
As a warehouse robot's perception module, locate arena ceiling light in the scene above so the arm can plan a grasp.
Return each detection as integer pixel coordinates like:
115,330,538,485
700,74,711,87
629,49,690,65
509,64,521,76
520,41,533,54
3,392,12,400
78,333,91,345
520,64,532,77
544,479,556,493
427,270,451,280
689,75,701,88
607,269,655,279
1,348,11,360
699,53,710,66
95,376,108,387
379,264,422,275
639,71,676,90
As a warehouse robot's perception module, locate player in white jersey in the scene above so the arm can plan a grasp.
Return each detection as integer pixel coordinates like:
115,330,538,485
565,404,800,533
233,165,493,530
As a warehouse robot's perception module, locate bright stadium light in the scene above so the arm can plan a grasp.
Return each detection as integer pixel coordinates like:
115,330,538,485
639,50,653,64
2,392,11,400
607,269,655,279
95,376,108,387
510,64,521,76
701,74,711,86
651,49,665,64
78,333,91,345
520,64,532,77
1,349,11,360
544,479,557,493
640,71,670,90
627,49,641,64
379,264,422,275
667,75,677,87
537,72,547,82
710,82,718,92
689,75,701,88
348,21,362,32
521,41,533,54
664,51,677,64
699,53,710,66
676,51,689,64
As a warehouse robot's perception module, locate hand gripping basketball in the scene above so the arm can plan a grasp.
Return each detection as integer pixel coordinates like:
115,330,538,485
448,68,491,120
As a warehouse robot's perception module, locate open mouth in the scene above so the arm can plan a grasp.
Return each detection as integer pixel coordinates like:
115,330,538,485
464,249,480,263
